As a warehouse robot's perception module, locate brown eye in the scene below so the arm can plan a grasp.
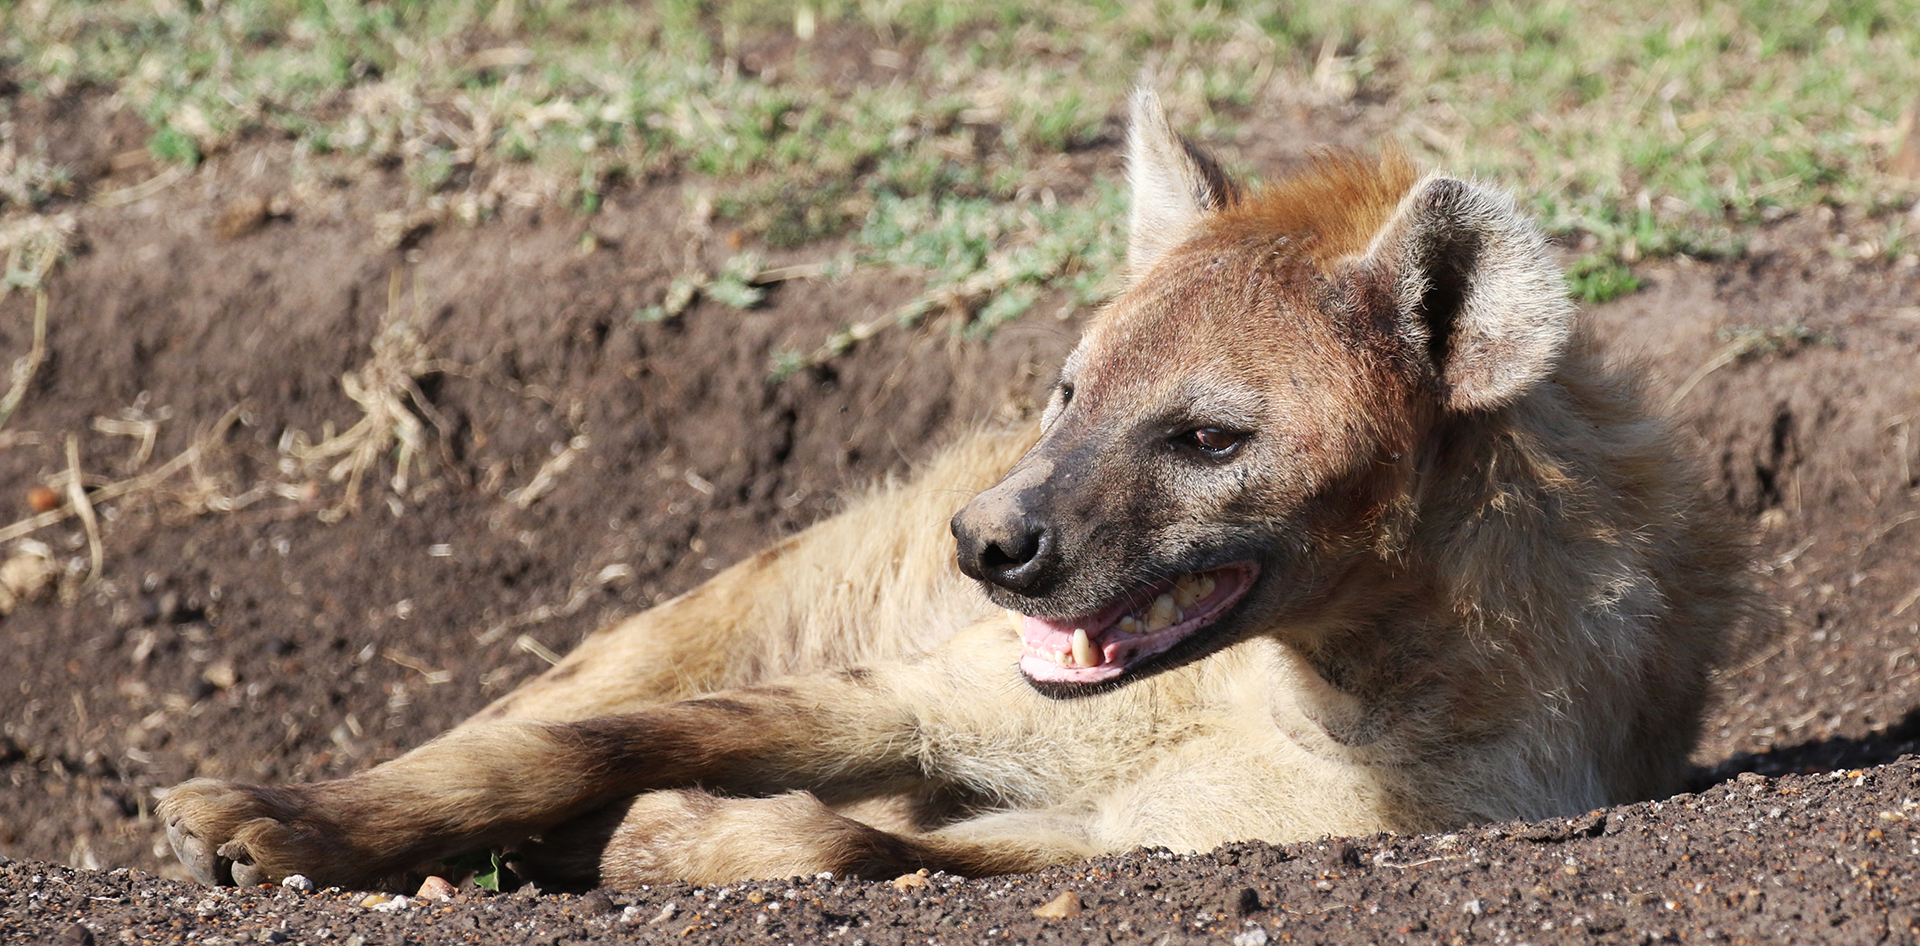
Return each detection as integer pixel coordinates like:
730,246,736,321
1186,427,1243,456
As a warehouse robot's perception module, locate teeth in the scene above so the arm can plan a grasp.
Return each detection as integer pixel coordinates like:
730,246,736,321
1146,594,1182,632
1172,573,1216,609
1171,579,1200,609
1117,616,1144,637
1071,628,1098,668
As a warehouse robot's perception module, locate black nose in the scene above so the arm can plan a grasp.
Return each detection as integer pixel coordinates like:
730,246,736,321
951,505,1054,595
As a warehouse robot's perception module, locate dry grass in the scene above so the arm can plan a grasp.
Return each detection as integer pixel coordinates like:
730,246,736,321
1666,324,1842,410
278,270,443,521
0,263,449,587
0,405,245,599
0,213,73,430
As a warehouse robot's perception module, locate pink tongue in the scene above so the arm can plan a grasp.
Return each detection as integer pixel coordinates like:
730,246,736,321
1018,587,1142,657
1020,613,1085,652
1018,612,1123,684
1010,563,1258,685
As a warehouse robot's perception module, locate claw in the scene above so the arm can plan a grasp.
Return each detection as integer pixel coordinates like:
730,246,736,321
230,859,267,888
217,837,273,887
167,818,234,887
220,837,268,886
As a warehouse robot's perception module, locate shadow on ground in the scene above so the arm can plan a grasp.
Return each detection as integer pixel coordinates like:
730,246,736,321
1699,704,1920,787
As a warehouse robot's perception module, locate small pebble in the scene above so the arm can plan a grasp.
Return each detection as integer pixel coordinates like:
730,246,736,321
891,871,930,892
281,874,314,893
649,902,678,925
1325,839,1357,868
201,659,239,690
1032,890,1083,919
416,876,456,901
1231,928,1269,946
214,195,272,240
26,486,60,513
577,890,616,915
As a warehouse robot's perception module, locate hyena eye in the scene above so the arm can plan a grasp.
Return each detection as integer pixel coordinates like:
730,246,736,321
1182,427,1245,457
1042,382,1075,428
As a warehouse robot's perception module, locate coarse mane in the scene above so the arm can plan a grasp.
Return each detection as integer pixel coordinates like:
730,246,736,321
1208,149,1421,266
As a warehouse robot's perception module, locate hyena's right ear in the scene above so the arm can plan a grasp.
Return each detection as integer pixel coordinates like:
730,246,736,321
1127,88,1240,274
1363,175,1575,413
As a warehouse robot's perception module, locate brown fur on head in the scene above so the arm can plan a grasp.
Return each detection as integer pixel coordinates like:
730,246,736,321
952,88,1582,695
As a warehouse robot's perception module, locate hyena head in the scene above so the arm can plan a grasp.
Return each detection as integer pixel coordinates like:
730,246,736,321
952,89,1574,693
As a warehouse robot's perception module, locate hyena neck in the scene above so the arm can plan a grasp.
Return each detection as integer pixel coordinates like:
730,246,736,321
1388,343,1711,799
1285,343,1696,759
1270,562,1481,751
1413,344,1668,657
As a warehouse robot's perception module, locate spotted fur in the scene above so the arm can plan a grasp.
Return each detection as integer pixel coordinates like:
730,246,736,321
161,89,1754,890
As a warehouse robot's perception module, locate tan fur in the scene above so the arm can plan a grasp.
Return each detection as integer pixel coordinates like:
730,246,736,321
159,89,1754,891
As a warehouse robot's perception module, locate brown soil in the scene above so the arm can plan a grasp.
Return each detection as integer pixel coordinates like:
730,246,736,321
5,84,1920,944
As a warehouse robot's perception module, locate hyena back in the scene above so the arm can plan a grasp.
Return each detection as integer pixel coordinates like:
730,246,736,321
160,89,1752,889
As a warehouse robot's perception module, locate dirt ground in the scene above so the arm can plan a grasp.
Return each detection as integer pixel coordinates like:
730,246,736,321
4,82,1920,944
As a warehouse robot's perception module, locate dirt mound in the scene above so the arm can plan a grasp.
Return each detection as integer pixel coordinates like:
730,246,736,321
8,758,1920,944
3,90,1920,943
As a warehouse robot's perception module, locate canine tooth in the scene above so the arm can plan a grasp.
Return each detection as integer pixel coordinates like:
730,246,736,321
1118,616,1144,637
1146,594,1181,631
1072,628,1098,668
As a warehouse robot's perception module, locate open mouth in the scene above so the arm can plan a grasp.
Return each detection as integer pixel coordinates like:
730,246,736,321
1016,562,1259,685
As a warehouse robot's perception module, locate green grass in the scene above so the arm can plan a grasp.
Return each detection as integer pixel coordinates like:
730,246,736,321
3,0,1917,320
1566,255,1645,305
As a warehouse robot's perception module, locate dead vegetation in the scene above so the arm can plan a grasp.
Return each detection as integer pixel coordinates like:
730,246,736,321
1666,323,1842,410
278,270,444,522
0,212,71,430
0,266,453,589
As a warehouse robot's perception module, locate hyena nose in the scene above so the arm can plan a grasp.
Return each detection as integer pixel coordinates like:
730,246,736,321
950,506,1054,595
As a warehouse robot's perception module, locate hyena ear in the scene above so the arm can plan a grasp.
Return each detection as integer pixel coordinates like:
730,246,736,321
1364,174,1574,413
1127,87,1240,274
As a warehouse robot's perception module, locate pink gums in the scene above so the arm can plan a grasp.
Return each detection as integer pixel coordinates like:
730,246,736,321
1018,562,1259,685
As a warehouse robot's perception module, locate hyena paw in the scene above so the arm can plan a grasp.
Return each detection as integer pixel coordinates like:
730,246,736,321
160,779,353,888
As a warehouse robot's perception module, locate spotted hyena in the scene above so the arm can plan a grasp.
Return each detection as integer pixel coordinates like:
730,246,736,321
161,89,1752,889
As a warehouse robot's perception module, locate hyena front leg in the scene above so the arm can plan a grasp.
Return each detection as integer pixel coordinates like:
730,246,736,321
512,789,1099,887
162,429,1033,890
162,672,939,889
